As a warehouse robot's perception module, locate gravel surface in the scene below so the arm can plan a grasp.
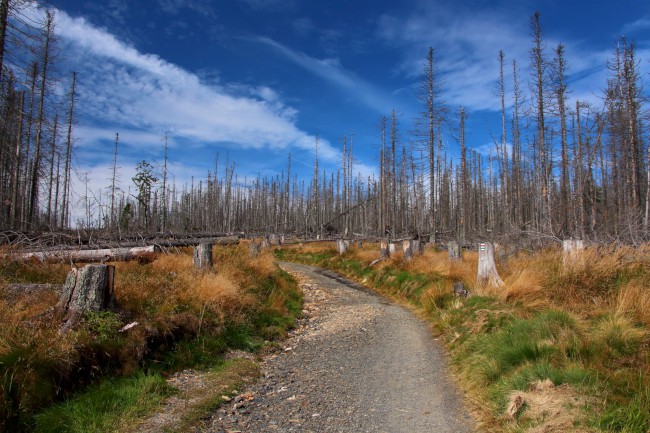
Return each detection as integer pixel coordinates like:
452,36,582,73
205,262,474,433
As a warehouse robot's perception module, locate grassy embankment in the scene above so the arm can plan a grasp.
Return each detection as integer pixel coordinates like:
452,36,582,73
0,242,302,432
277,242,650,433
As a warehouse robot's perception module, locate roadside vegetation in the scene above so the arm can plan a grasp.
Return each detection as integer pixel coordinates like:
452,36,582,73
277,241,650,433
0,242,302,432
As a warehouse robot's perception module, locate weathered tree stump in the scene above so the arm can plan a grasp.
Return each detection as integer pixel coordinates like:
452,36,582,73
57,264,115,331
261,238,270,249
268,234,279,246
388,242,396,256
403,240,413,261
562,239,584,269
193,243,213,272
337,239,348,255
249,242,261,257
411,240,422,256
476,242,503,288
380,239,389,258
357,240,363,248
448,240,461,261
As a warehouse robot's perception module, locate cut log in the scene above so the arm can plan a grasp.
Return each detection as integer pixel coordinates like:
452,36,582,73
3,283,64,301
562,239,584,269
380,239,389,258
193,243,213,272
448,241,461,261
57,264,115,330
476,242,503,288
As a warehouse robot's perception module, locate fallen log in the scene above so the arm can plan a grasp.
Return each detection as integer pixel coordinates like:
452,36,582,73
10,246,157,263
2,283,64,301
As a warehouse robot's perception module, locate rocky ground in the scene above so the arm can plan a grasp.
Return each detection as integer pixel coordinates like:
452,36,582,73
203,262,474,433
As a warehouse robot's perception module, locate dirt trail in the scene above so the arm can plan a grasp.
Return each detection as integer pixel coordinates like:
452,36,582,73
205,262,474,433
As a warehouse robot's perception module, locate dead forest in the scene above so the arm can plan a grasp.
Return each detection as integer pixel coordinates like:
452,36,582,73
0,3,649,247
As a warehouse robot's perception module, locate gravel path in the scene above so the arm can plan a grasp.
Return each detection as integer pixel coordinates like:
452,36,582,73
205,262,474,433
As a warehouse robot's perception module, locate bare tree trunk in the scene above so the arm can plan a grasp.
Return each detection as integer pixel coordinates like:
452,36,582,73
28,11,54,227
61,71,76,229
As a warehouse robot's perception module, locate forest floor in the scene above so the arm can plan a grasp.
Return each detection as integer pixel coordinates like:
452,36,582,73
136,261,474,433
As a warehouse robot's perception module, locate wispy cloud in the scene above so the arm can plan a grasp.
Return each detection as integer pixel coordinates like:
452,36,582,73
376,3,623,113
49,8,341,160
621,16,650,36
256,36,395,113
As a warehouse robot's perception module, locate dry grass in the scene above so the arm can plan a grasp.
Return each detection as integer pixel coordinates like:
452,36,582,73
506,379,592,433
616,280,650,326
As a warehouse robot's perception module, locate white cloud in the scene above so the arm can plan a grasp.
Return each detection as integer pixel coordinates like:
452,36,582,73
256,37,396,114
376,4,626,113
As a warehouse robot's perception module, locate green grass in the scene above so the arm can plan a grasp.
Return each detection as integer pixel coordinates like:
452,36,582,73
32,373,174,433
599,383,650,432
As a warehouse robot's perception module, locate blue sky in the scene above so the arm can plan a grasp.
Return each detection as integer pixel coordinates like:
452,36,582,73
36,0,650,199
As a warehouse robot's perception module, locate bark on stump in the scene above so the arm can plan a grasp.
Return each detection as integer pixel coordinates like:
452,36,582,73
476,242,503,288
562,239,584,270
448,241,461,261
193,243,213,272
57,264,115,331
380,239,389,258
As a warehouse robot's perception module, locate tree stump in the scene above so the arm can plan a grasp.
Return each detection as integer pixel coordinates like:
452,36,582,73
476,242,503,288
261,238,270,249
448,240,461,261
380,239,389,258
193,243,213,272
57,264,115,330
388,242,396,256
403,240,413,261
411,240,422,256
357,240,363,248
269,234,279,246
337,239,348,255
249,242,261,258
562,239,584,269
